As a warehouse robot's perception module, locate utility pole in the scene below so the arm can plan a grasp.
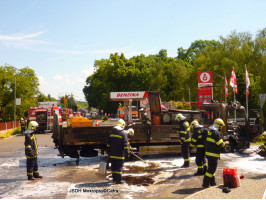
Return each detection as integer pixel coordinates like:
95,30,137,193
14,74,16,128
187,87,191,102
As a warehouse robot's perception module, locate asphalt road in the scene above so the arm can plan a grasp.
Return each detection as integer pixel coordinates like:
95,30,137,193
0,133,265,199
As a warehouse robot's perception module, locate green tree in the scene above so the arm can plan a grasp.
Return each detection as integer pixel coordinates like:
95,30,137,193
59,94,78,112
194,29,266,109
0,65,40,121
177,40,219,64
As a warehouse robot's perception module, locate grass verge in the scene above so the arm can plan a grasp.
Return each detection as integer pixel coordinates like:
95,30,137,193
0,128,21,139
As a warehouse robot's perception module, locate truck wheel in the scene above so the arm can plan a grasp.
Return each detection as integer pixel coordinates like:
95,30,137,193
229,137,238,153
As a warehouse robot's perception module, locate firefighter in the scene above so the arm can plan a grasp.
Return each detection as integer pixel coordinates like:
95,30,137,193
20,118,26,135
256,132,266,159
125,128,134,159
190,120,207,176
202,118,226,188
175,113,191,168
24,121,43,180
107,119,130,184
106,127,134,169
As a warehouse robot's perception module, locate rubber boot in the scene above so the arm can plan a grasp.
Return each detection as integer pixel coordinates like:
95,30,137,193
28,176,35,181
34,175,43,179
194,168,204,176
181,161,190,168
210,176,216,186
202,176,210,188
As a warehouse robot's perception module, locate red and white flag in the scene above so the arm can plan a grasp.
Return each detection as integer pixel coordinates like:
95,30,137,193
230,68,238,93
225,75,229,97
245,66,250,97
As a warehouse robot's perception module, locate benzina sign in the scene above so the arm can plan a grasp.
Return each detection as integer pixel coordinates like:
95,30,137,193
110,91,148,100
198,71,213,109
117,93,139,98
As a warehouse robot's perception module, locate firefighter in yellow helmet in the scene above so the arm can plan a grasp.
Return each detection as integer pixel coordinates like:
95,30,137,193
190,120,207,176
24,121,43,180
107,119,131,184
202,118,226,188
256,132,266,159
20,118,26,135
175,113,191,167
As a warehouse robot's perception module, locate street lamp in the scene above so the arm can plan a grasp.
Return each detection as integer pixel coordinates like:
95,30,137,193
14,73,35,128
14,74,16,128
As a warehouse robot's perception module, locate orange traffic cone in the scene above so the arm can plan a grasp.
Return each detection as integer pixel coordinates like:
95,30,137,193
95,120,99,127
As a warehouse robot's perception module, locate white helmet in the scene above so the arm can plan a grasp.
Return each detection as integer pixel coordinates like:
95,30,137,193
175,113,186,122
116,119,126,129
28,121,38,130
127,128,134,136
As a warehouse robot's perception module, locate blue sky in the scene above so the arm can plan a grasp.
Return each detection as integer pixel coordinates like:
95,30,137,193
0,0,265,101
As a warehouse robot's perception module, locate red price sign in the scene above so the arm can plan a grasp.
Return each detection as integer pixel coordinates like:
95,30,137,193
198,71,213,109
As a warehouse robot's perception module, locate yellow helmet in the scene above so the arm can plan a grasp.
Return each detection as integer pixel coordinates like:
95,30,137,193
190,120,202,129
116,119,126,129
28,121,38,130
210,118,225,130
262,131,266,139
175,113,186,122
127,128,134,136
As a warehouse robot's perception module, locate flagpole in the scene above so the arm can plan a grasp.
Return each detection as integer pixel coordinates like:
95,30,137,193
224,73,226,103
246,64,248,117
233,66,236,121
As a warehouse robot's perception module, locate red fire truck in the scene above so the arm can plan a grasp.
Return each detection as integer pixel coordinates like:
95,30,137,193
29,102,61,133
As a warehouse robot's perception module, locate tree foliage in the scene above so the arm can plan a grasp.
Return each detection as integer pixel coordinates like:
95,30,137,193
83,28,266,115
58,94,78,112
0,65,59,121
0,65,40,121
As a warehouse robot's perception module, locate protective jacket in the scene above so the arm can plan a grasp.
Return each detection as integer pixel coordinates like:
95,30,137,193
190,128,207,148
25,130,39,159
258,143,266,158
21,119,26,127
107,126,130,160
205,129,225,159
179,120,191,143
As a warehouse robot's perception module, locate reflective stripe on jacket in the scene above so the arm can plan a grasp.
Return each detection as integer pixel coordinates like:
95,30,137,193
25,131,38,158
107,126,129,159
205,130,225,159
190,128,207,148
179,120,191,143
20,120,26,127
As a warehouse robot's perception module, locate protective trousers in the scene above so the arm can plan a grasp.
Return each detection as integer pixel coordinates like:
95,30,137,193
27,158,39,178
203,156,218,187
21,126,25,135
111,158,124,183
181,142,190,166
195,148,207,173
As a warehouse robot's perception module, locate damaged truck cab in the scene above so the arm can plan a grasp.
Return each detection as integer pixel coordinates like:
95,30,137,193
201,101,264,153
